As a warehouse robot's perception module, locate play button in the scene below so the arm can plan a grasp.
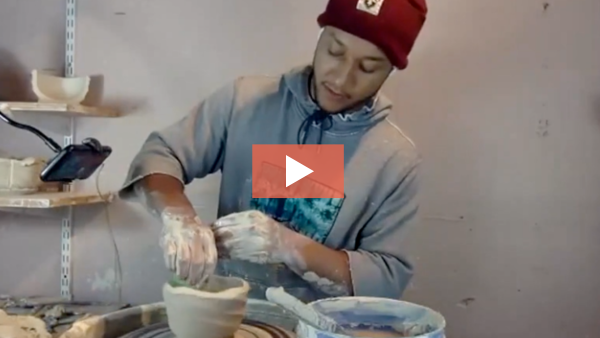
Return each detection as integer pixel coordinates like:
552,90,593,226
252,145,344,198
286,155,313,187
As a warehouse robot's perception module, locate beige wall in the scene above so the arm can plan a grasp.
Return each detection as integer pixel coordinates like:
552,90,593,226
1,0,600,337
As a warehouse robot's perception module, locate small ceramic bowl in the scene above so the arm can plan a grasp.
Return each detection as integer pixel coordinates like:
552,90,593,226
295,296,446,338
31,69,90,104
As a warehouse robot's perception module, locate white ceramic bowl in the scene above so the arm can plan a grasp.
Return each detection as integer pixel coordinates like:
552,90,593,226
0,157,62,195
31,69,90,104
0,157,46,194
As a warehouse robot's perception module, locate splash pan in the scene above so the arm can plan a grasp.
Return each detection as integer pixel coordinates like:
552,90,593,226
59,299,298,338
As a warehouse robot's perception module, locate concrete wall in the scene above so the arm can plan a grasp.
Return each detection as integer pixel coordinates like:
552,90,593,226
1,0,599,337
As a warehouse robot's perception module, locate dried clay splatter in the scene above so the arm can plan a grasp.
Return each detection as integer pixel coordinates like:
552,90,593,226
302,271,350,296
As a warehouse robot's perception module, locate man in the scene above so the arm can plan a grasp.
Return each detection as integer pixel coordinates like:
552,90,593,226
119,0,427,302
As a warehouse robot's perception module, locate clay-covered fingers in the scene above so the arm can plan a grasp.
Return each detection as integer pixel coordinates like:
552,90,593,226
212,215,239,229
210,224,231,258
214,235,232,259
212,210,262,229
211,210,283,264
212,225,234,241
159,219,218,287
212,224,248,251
175,225,216,287
159,229,178,272
194,226,218,285
174,240,192,280
212,224,273,263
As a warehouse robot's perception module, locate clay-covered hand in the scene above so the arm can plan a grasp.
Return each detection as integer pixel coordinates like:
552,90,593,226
159,209,218,287
212,210,295,265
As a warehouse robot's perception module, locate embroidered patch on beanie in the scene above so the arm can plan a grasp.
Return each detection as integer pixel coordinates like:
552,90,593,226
356,0,385,16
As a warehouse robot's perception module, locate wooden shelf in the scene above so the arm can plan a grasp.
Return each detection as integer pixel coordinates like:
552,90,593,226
0,101,119,117
0,191,114,208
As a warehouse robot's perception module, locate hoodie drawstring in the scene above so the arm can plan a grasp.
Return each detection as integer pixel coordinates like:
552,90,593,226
297,109,332,145
296,70,333,145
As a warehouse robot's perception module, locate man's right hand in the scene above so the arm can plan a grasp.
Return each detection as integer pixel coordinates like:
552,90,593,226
159,208,217,287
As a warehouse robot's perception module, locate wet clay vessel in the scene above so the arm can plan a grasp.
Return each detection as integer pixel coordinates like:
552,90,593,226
162,275,251,338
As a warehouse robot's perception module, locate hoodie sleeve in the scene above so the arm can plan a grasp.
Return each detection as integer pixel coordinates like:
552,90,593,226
344,155,421,299
118,80,236,200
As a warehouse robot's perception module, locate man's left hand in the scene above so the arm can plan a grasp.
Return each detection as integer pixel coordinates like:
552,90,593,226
211,210,295,264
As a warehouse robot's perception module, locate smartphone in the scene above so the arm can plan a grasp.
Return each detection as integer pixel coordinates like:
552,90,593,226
40,139,112,183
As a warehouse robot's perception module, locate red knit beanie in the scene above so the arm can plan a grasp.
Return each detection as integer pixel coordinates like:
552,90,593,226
317,0,427,70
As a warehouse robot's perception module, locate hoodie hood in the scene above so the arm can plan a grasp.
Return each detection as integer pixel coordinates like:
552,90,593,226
282,64,392,144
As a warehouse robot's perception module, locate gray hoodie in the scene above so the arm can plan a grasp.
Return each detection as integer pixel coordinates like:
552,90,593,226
119,65,421,302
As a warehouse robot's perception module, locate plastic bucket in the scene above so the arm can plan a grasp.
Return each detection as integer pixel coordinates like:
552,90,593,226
295,296,446,338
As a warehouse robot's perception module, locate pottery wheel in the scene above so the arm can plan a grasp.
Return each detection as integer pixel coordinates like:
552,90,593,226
118,319,294,338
